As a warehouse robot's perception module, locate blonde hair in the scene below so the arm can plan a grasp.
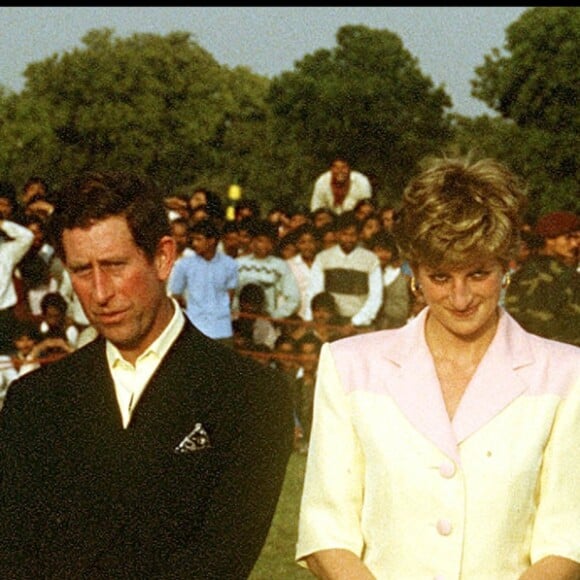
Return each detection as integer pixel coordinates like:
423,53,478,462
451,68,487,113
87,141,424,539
395,156,527,268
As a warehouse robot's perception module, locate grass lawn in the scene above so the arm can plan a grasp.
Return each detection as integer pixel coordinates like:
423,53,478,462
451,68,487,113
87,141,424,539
249,452,313,579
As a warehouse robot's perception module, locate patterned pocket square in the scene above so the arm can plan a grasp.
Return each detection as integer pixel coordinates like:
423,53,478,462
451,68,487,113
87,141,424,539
174,422,212,454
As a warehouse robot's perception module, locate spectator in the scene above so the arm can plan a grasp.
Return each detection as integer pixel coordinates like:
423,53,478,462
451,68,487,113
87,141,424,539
37,291,79,351
294,331,323,453
310,207,336,231
20,176,54,221
234,282,280,351
378,203,397,232
505,210,580,345
309,291,349,343
310,156,372,215
353,198,377,223
0,319,42,406
276,230,299,260
271,334,304,452
358,213,382,249
234,219,301,320
370,230,411,329
235,198,261,222
168,219,238,346
304,211,382,331
218,220,241,258
316,222,338,250
17,214,63,318
287,224,320,320
236,216,256,257
0,216,34,353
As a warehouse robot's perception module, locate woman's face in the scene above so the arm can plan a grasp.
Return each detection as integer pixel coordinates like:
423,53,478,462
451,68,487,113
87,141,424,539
416,259,504,340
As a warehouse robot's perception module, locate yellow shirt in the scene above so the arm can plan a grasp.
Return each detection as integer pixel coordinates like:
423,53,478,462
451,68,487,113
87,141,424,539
106,298,185,428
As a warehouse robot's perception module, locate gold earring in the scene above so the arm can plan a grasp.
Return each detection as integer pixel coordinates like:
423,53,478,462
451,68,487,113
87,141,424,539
502,271,511,289
410,276,420,293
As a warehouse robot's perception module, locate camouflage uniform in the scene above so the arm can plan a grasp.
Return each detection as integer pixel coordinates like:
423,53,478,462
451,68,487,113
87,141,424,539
504,255,580,346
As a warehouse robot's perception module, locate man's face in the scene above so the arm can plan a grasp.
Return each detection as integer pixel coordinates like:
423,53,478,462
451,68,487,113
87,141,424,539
252,235,274,259
63,215,175,363
545,232,579,267
0,197,13,219
330,160,350,185
297,232,318,261
191,233,216,261
171,222,189,255
336,225,358,254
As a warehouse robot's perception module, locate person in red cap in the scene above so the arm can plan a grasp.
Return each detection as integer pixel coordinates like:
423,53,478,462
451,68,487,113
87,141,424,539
505,210,579,345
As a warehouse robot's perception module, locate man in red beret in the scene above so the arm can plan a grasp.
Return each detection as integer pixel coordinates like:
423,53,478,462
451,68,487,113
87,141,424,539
505,210,579,345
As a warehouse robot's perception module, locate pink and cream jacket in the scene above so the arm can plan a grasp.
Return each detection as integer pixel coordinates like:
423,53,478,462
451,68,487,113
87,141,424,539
296,307,580,579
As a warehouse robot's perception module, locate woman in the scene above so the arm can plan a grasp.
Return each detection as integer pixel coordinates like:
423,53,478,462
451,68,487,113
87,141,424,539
296,156,580,579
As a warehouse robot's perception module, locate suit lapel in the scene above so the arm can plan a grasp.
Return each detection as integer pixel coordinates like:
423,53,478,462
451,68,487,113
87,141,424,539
381,309,534,463
452,310,533,443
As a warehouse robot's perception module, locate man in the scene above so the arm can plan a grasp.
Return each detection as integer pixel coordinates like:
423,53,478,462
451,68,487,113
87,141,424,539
0,171,293,578
169,219,238,346
310,156,372,215
0,212,34,354
505,210,580,346
304,211,382,330
234,219,301,320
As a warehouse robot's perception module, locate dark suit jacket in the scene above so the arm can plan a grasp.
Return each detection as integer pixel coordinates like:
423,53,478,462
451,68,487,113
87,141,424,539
0,322,293,579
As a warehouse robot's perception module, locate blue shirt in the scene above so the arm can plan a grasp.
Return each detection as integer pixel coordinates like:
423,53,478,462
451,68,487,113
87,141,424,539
168,252,238,339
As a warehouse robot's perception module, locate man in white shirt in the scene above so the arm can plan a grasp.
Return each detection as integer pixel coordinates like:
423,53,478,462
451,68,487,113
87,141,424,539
304,211,382,330
310,156,372,215
0,218,34,353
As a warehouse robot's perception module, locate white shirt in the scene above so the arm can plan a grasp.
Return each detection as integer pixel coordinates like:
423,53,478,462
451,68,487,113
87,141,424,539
106,299,185,428
0,220,34,309
310,170,372,215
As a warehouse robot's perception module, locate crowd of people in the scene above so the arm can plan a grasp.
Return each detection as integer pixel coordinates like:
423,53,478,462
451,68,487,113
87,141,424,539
0,156,578,577
1,161,579,434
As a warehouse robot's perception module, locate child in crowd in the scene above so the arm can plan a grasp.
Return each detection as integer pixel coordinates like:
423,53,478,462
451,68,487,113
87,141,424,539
234,283,280,351
369,230,411,329
0,320,41,407
234,220,300,320
37,292,79,353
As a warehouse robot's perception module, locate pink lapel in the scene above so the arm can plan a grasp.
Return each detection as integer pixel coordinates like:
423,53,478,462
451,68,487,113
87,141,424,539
452,310,532,443
379,310,462,464
376,309,534,464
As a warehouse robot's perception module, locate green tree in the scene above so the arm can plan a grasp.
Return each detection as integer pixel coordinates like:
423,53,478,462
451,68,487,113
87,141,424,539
468,7,579,216
267,24,453,205
0,29,272,199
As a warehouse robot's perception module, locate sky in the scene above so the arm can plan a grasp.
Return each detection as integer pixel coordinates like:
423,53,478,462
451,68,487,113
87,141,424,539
0,7,530,117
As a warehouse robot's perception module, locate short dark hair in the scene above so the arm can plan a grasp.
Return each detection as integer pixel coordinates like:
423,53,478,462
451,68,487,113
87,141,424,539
40,291,68,316
250,219,278,241
50,170,170,262
190,219,221,240
335,210,359,233
369,231,400,260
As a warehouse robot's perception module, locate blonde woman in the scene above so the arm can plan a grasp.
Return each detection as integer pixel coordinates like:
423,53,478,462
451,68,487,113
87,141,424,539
296,156,580,579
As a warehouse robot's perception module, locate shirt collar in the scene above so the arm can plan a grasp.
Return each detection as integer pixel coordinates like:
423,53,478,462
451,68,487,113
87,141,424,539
106,298,185,368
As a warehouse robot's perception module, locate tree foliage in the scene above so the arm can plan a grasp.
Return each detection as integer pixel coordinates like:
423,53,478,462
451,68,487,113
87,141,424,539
0,29,271,197
466,7,579,217
267,25,453,202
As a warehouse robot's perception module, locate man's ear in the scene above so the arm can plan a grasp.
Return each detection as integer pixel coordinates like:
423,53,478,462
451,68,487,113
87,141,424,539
155,235,177,281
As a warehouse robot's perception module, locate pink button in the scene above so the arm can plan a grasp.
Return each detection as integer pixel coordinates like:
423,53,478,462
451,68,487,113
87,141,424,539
436,518,453,536
439,461,456,478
